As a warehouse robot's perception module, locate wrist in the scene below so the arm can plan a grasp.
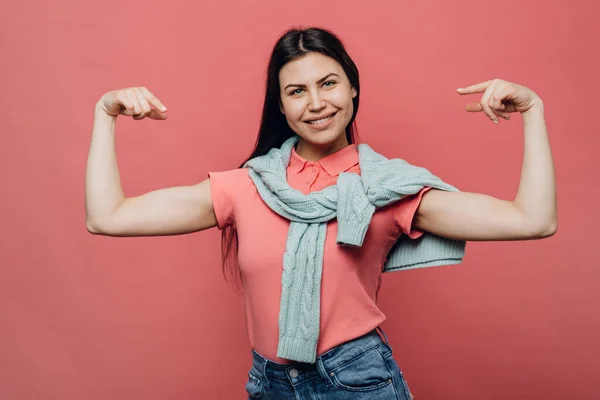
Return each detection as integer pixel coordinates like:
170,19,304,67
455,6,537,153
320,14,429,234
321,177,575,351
522,100,545,123
95,101,118,120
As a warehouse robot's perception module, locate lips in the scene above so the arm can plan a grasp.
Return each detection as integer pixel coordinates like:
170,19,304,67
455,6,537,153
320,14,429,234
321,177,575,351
305,112,337,124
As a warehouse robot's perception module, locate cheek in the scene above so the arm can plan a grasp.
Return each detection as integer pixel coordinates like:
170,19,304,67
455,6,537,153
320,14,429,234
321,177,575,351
330,90,354,109
282,100,305,122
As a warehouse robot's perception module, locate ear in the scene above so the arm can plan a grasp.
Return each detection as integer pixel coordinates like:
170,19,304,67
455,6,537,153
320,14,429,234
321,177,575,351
279,100,285,114
351,87,357,98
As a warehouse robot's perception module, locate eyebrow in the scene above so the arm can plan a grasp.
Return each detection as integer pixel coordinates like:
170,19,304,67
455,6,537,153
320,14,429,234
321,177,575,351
283,73,340,91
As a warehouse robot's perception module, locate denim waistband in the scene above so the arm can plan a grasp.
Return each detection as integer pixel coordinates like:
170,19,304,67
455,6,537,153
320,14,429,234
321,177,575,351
250,326,392,388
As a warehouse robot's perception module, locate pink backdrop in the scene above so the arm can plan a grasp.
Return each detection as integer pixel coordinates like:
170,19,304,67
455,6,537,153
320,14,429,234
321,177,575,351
1,0,598,399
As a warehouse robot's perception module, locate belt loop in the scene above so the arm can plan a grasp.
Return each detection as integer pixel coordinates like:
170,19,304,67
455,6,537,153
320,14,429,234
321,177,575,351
376,326,392,351
261,357,270,391
316,356,334,387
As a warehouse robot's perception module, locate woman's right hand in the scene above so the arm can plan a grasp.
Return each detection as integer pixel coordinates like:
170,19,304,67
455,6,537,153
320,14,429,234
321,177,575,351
98,87,168,120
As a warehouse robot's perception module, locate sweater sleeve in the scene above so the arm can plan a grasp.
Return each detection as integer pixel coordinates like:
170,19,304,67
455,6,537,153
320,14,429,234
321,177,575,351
392,186,432,239
207,169,248,230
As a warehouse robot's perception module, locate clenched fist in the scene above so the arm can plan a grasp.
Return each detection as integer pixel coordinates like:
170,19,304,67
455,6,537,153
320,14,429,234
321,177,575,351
98,87,168,120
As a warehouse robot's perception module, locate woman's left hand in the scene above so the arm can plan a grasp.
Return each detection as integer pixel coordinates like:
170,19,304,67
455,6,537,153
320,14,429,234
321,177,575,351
456,79,543,124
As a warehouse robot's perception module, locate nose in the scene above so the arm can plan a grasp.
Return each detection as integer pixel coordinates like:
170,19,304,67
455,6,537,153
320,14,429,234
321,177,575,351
307,90,326,112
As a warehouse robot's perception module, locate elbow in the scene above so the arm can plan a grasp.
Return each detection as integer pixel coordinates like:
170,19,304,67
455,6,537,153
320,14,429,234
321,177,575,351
86,216,110,235
544,219,558,237
533,218,558,239
86,219,100,234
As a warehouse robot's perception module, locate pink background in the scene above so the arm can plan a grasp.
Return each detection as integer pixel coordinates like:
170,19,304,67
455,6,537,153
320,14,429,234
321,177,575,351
1,0,598,399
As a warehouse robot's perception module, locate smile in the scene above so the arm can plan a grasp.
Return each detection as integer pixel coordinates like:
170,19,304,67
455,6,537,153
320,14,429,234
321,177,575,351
306,112,336,125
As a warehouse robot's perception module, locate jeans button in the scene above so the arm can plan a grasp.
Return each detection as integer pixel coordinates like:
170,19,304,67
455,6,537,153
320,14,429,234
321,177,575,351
289,368,298,378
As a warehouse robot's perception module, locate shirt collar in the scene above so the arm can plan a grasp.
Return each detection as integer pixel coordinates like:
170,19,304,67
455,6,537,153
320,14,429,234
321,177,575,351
289,143,359,177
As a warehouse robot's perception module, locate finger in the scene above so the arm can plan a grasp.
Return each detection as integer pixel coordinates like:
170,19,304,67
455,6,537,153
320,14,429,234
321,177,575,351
491,87,517,113
495,110,511,120
489,85,516,120
125,89,142,116
464,102,483,112
488,84,510,110
464,103,510,119
456,80,493,94
116,90,136,116
479,83,499,124
133,88,152,120
489,93,504,110
139,88,168,120
488,84,510,120
147,108,168,120
140,87,168,112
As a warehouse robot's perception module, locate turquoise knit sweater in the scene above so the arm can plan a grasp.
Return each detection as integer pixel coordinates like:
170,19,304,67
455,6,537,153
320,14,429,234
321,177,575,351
244,135,466,363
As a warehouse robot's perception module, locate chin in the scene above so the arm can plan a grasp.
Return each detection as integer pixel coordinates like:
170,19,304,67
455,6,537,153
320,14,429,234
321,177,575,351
299,126,345,143
300,134,343,147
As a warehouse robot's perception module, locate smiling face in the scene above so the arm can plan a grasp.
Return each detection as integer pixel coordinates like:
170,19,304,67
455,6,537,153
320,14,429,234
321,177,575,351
278,52,358,160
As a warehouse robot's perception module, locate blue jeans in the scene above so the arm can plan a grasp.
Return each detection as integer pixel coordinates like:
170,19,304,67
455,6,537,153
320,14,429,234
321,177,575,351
245,326,414,399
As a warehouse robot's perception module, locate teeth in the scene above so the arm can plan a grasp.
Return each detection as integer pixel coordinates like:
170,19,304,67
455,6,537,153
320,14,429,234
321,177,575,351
308,114,334,124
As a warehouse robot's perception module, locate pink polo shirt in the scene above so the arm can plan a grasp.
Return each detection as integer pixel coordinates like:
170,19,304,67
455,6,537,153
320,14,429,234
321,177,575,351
208,143,431,364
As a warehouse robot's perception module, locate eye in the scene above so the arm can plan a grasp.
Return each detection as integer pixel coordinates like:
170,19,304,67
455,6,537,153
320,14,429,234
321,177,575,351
323,81,336,87
290,88,303,95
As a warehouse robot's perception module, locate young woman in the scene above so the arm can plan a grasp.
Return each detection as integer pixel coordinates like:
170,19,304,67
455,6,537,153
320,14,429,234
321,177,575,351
85,27,556,400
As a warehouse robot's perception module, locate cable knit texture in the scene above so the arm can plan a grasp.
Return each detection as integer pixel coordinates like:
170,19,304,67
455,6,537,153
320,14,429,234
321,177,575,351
243,135,466,363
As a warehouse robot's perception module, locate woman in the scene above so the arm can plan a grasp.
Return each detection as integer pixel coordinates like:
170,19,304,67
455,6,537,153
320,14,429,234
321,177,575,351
85,27,556,400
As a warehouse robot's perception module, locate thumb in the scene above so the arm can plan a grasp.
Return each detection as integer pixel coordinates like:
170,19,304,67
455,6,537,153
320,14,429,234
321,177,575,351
148,109,168,120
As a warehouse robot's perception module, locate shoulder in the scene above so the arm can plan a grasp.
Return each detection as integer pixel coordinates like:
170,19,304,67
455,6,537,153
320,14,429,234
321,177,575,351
208,167,250,183
207,167,254,200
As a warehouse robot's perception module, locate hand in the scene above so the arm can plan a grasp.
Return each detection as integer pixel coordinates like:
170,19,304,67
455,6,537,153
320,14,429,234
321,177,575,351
456,79,543,124
98,87,168,120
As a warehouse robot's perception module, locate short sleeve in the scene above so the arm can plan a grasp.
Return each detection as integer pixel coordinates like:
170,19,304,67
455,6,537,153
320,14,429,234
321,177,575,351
392,186,433,239
207,169,248,230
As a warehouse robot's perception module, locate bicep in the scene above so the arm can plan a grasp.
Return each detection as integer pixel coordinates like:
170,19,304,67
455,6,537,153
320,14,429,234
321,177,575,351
89,178,217,236
413,189,543,241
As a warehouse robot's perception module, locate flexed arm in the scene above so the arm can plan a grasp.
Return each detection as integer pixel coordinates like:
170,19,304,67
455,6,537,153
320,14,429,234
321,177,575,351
85,87,217,237
413,79,557,241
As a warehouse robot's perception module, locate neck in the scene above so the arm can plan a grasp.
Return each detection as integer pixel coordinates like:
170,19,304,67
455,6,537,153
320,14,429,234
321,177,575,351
295,134,350,161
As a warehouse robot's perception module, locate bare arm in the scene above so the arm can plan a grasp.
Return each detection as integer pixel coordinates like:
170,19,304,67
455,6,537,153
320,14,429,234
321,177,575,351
85,98,217,237
413,81,557,241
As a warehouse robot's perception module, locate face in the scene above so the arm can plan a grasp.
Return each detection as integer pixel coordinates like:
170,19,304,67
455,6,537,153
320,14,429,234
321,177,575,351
278,52,357,156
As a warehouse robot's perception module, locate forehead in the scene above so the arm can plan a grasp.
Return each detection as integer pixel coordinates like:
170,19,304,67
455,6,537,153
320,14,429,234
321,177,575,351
279,52,345,84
